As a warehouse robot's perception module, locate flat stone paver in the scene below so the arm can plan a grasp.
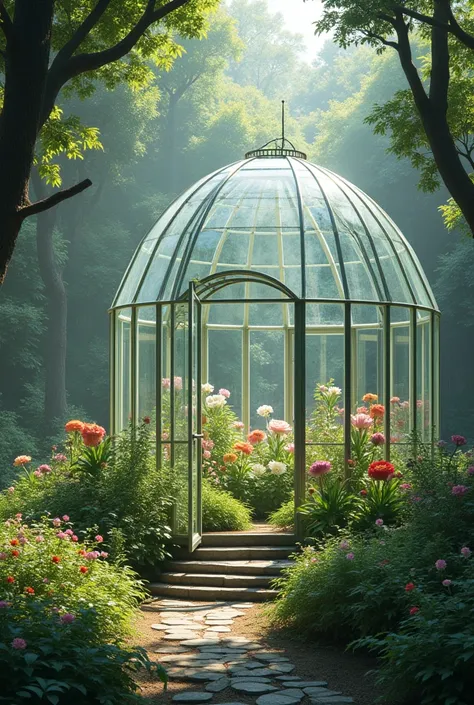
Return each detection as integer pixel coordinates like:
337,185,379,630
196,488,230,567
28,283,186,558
256,692,304,705
205,626,232,632
232,668,279,678
282,681,328,688
304,688,342,697
205,677,231,692
155,645,188,654
231,682,278,694
172,693,213,702
164,632,200,640
309,699,354,704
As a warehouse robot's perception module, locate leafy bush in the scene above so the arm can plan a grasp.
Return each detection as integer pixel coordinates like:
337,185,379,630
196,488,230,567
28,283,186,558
0,420,173,566
0,515,165,704
268,498,295,529
202,480,252,531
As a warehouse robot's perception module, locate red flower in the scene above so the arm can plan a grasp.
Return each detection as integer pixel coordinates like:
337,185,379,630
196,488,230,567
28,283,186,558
11,550,19,558
143,416,151,424
24,587,35,595
368,460,395,481
51,556,61,564
6,576,14,584
78,550,86,557
409,606,420,615
81,423,106,447
10,539,18,546
79,566,88,574
369,404,385,419
359,489,368,496
405,582,415,592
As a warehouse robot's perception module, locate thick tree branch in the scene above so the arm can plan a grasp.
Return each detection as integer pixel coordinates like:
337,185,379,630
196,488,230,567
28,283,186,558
392,12,429,112
429,0,450,113
395,2,474,51
0,1,13,41
20,178,92,219
445,2,474,50
363,28,398,50
51,0,112,67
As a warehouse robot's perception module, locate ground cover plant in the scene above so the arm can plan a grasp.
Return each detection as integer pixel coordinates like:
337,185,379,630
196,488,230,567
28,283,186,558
271,435,474,705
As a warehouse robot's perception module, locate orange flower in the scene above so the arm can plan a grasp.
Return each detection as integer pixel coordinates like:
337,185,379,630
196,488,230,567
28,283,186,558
247,429,266,444
223,453,238,464
368,460,395,481
81,423,106,447
369,404,385,419
65,420,84,433
11,550,19,558
24,587,35,595
13,455,31,467
79,566,88,574
233,441,254,456
10,539,19,546
362,393,378,402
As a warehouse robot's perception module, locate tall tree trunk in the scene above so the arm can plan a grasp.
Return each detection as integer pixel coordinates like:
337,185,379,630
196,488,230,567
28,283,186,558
32,172,68,429
0,0,55,283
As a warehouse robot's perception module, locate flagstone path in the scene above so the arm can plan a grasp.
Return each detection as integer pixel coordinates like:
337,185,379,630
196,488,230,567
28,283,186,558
146,599,356,705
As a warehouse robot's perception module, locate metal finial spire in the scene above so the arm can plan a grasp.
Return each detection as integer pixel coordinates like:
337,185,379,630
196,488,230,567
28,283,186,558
245,100,307,159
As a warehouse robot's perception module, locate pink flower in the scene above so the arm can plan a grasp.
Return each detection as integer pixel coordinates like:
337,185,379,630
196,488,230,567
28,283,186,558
202,439,214,451
351,413,373,430
400,483,412,490
461,546,471,557
435,559,447,570
232,421,245,429
285,443,295,454
65,529,73,536
33,470,42,478
60,613,76,624
409,606,420,615
357,406,369,414
451,435,467,446
35,535,44,543
62,515,70,522
95,535,103,543
370,432,385,446
203,450,211,459
390,397,400,404
442,579,452,587
11,638,27,650
43,578,50,583
85,551,100,560
100,551,109,558
38,464,52,474
309,461,331,477
56,532,68,540
452,484,469,496
52,518,61,527
162,378,171,390
219,388,231,398
173,376,183,391
0,553,7,560
0,601,9,608
375,518,384,526
339,540,350,550
268,419,292,435
467,466,474,476
346,552,355,560
71,535,78,542
53,454,67,463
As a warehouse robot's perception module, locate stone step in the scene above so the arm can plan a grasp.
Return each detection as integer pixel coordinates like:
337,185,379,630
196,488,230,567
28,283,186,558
201,532,296,547
165,559,293,576
160,572,276,588
175,546,296,561
149,582,278,602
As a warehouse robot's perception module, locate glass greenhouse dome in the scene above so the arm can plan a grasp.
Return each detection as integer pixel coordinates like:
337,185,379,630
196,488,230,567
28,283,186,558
110,143,440,548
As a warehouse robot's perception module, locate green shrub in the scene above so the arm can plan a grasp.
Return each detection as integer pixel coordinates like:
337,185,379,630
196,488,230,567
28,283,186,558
202,480,252,531
268,498,295,529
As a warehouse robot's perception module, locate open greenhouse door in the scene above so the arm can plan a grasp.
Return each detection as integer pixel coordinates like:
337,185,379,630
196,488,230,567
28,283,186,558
187,281,203,552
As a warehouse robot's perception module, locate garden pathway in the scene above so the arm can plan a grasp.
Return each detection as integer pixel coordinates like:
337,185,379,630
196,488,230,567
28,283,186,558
138,599,360,705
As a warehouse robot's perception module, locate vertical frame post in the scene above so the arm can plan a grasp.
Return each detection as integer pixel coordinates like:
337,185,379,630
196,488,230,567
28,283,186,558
344,302,352,478
170,305,176,466
294,300,306,540
410,307,418,451
187,283,195,551
156,304,163,470
430,310,436,454
383,305,391,461
196,299,203,537
109,311,116,436
242,326,251,432
130,307,138,428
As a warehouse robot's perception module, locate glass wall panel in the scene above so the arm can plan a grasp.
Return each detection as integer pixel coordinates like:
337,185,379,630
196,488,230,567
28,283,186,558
173,303,189,442
137,307,156,420
353,305,384,410
207,326,243,422
250,328,286,429
417,312,432,442
174,443,189,535
115,308,131,431
390,307,411,443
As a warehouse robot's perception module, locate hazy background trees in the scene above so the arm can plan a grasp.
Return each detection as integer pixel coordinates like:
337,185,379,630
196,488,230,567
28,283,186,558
0,0,471,479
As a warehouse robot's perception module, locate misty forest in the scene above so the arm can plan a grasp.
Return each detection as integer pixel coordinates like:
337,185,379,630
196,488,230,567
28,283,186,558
1,1,474,704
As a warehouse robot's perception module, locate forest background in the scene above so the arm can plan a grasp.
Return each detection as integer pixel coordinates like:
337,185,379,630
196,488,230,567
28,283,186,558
1,0,471,481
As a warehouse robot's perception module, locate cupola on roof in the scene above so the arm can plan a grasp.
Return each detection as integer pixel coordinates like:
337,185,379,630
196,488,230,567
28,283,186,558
113,151,437,311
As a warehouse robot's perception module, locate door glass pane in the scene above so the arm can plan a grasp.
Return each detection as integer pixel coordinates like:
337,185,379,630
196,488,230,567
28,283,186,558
116,308,131,431
250,328,286,429
417,312,431,442
137,307,156,420
391,307,411,443
173,303,188,442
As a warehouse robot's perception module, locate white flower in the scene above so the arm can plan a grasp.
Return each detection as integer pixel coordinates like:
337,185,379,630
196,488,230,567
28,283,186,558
257,405,273,418
202,383,214,395
268,460,287,475
251,463,266,476
327,386,342,396
205,394,227,409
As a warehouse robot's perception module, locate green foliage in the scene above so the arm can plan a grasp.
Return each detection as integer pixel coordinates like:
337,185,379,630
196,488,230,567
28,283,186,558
268,498,295,529
202,480,252,531
299,477,359,537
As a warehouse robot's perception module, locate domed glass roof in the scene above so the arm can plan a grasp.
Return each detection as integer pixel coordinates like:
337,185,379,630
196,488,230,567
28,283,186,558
113,156,437,310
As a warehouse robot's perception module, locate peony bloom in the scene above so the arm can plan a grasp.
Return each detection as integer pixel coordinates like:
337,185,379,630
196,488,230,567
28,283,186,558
7,486,14,493
467,466,474,476
219,388,231,398
268,460,287,475
285,442,295,454
202,382,214,395
205,394,227,409
51,556,61,564
363,393,378,402
232,421,245,429
452,484,469,496
65,420,84,433
368,460,395,481
461,546,471,557
173,376,183,391
11,638,27,650
375,518,384,527
53,454,67,463
247,429,267,444
38,464,52,474
370,432,386,446
35,535,44,543
33,470,42,478
162,378,171,390
451,435,467,447
268,419,292,435
339,540,350,550
308,461,331,477
100,551,108,558
435,559,447,570
257,405,273,418
409,606,420,615
400,483,413,490
202,439,215,451
357,406,369,414
13,455,31,467
369,404,385,419
442,579,452,587
405,582,415,592
81,423,106,447
223,453,238,464
62,515,69,522
346,552,355,560
95,535,103,543
233,441,254,456
390,396,400,404
203,450,211,459
60,613,76,624
351,413,373,430
52,518,61,527
251,463,266,476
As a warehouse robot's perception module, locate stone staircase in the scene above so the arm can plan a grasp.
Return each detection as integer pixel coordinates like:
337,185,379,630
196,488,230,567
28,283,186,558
149,530,297,602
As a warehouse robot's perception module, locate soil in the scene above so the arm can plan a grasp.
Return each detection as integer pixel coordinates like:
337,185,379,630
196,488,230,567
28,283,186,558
133,601,385,705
